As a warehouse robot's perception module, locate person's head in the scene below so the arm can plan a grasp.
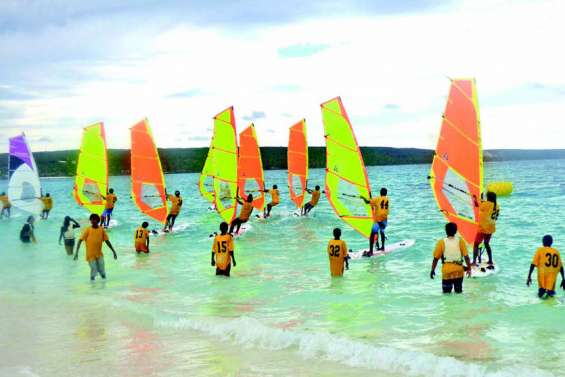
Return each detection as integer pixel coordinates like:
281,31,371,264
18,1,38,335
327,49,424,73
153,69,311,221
175,190,180,197
543,234,553,247
486,191,497,204
109,188,114,194
46,193,50,197
219,221,228,234
89,213,101,227
142,221,149,229
1,192,5,195
27,215,35,224
380,187,388,196
63,216,71,227
445,222,458,237
333,227,342,239
273,184,278,190
315,185,320,191
246,193,253,203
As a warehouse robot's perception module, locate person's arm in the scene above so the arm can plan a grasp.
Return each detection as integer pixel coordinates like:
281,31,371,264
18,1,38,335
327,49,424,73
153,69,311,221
211,239,216,266
527,264,536,286
236,197,244,205
74,240,83,260
560,267,565,289
464,255,472,277
31,229,37,243
72,219,81,228
230,251,236,267
230,237,236,267
146,235,150,253
105,240,118,260
360,195,370,204
430,258,439,279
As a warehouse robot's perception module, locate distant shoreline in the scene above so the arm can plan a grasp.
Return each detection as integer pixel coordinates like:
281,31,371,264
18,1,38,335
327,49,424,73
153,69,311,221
1,147,565,178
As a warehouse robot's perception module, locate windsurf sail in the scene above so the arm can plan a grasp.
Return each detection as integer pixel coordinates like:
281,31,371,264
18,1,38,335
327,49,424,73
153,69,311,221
199,107,238,223
7,134,43,214
238,124,265,210
73,122,108,215
130,119,168,224
321,97,372,238
429,78,483,244
287,119,308,209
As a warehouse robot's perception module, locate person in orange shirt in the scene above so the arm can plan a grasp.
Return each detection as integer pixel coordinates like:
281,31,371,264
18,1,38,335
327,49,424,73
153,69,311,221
0,192,11,218
430,222,472,294
527,235,565,299
361,187,389,256
134,222,150,254
74,213,118,281
327,228,349,277
40,193,53,220
163,189,183,232
211,222,236,277
101,188,118,228
262,184,280,218
230,194,254,234
302,185,322,216
472,191,500,269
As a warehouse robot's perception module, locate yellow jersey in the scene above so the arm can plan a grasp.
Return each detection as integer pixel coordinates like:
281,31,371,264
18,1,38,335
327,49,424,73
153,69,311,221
0,195,11,208
370,196,389,223
270,189,280,205
105,193,117,209
532,247,563,290
42,197,53,210
309,190,321,206
212,233,234,270
80,226,109,262
239,202,253,221
168,195,183,215
327,239,349,277
134,227,149,245
433,237,469,280
478,201,499,234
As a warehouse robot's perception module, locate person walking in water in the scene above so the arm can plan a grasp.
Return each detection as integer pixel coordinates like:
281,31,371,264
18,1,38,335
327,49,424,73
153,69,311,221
327,228,349,277
59,216,80,255
20,216,37,243
40,193,53,220
527,235,565,299
211,222,236,277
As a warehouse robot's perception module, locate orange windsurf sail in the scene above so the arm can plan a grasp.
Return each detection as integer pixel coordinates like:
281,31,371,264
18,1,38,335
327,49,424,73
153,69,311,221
287,119,308,208
429,78,483,244
238,124,265,210
130,119,168,224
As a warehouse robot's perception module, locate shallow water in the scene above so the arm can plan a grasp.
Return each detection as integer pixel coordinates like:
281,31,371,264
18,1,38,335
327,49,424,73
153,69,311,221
1,160,564,377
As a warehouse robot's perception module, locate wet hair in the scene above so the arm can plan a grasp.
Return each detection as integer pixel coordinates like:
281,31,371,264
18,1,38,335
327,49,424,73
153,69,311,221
220,222,229,233
27,215,35,224
246,194,253,202
333,227,341,238
142,221,149,228
109,188,114,194
315,185,320,190
175,190,180,196
1,192,4,195
486,191,497,209
543,235,553,247
46,193,50,197
445,222,458,237
63,216,71,228
273,185,278,189
380,187,388,196
89,213,101,223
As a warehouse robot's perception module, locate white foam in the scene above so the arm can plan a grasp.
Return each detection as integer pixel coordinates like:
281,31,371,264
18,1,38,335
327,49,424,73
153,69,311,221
156,316,554,377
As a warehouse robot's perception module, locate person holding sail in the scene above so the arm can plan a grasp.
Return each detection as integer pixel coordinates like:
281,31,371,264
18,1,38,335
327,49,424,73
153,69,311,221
360,187,389,256
261,184,280,218
163,188,183,232
301,185,322,216
100,188,117,228
230,193,254,234
472,191,499,269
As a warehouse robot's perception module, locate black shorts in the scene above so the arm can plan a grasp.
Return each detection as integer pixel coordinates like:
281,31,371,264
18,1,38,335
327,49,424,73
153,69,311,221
304,203,314,211
64,239,75,247
442,278,463,294
216,264,231,277
167,214,178,222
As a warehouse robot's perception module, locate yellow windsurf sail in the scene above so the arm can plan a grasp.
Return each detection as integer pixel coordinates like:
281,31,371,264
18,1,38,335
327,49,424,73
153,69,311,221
321,97,372,238
73,122,108,215
199,107,238,223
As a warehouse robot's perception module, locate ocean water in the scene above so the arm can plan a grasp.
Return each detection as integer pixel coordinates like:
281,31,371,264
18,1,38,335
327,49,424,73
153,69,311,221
1,159,565,377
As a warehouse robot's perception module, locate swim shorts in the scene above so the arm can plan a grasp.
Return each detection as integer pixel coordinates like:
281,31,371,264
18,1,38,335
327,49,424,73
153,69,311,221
371,221,388,233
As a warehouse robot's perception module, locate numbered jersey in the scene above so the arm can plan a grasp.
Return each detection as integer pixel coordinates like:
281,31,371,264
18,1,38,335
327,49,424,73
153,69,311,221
134,227,149,244
370,196,389,223
479,201,500,234
327,239,348,277
533,247,563,290
213,234,234,270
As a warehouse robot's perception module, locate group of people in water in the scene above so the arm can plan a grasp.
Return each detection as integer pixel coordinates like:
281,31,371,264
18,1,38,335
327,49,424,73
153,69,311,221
3,181,564,298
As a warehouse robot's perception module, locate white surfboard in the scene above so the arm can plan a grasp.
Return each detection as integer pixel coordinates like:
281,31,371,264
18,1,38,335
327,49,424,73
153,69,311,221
471,261,499,278
105,219,119,229
208,224,251,239
154,223,190,236
349,239,416,260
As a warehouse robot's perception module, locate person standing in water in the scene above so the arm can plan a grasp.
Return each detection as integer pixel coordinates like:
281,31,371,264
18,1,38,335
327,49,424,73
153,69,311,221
211,222,236,277
229,194,254,234
58,216,80,255
527,235,565,299
134,222,150,254
74,213,117,281
0,192,11,218
472,191,500,269
101,188,117,228
430,222,472,294
262,184,280,218
302,185,322,216
20,216,36,243
361,187,389,256
163,189,183,232
40,193,53,220
327,228,349,277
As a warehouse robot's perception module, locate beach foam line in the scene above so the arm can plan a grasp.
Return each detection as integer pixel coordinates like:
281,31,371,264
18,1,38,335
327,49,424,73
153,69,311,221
156,316,554,377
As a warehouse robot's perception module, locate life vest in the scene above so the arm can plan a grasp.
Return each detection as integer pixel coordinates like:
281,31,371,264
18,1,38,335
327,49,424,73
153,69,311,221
443,237,462,264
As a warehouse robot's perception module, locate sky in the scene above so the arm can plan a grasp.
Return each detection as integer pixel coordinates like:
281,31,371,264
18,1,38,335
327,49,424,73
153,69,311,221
1,0,564,152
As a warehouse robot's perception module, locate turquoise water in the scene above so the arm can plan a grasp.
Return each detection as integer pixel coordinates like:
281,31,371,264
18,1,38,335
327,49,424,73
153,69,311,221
1,160,564,377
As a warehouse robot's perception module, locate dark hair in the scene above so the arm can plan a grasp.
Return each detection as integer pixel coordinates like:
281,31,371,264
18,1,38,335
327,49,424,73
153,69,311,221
63,216,71,228
46,193,50,197
486,191,497,209
315,185,320,190
246,194,253,202
1,192,4,195
27,215,35,223
220,222,228,233
175,190,180,196
109,188,114,194
273,184,278,189
142,221,149,228
380,187,388,196
89,214,101,223
543,235,553,247
333,227,341,238
445,222,457,237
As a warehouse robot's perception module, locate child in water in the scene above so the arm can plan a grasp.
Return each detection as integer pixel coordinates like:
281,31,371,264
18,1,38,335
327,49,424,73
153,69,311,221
302,185,322,216
0,192,11,218
20,216,36,243
101,188,117,228
58,216,80,255
211,222,236,277
164,189,182,232
230,194,254,234
527,235,565,298
134,221,150,254
327,228,349,277
74,214,118,281
430,222,472,294
40,193,53,220
262,184,280,218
